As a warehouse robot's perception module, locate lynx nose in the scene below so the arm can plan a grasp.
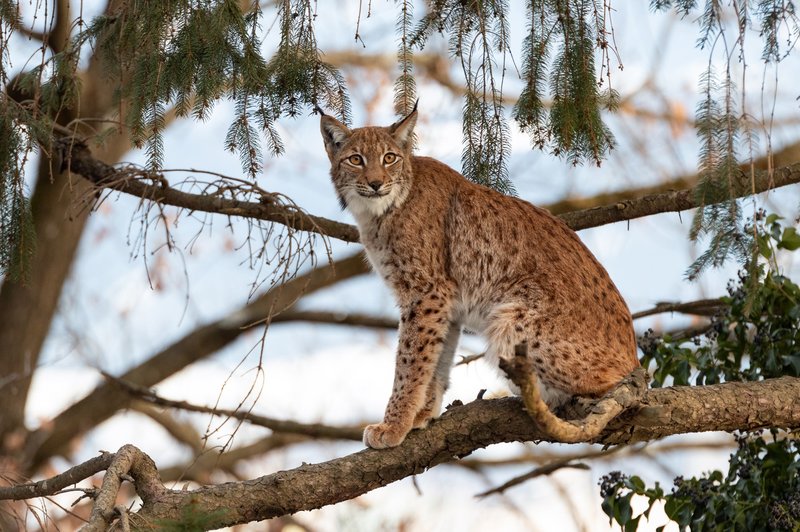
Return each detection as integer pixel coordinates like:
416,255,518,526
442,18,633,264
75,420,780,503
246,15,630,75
368,180,383,192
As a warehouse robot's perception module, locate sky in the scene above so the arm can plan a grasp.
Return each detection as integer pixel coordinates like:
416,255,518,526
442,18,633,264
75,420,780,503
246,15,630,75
10,0,800,530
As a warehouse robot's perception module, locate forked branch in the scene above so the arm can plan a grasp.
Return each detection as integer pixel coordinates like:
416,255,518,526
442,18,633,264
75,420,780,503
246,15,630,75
80,445,165,532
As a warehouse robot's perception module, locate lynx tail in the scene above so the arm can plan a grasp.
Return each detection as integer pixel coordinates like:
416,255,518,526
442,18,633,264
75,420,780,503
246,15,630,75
499,343,647,443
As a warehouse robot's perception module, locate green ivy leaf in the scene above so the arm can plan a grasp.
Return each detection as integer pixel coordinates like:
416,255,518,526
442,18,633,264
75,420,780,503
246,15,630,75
779,227,800,251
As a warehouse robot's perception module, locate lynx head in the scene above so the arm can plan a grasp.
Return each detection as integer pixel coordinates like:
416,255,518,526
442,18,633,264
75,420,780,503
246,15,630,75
320,108,417,218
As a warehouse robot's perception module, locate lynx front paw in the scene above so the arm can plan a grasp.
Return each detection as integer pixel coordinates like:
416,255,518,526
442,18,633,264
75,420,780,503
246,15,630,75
363,422,408,449
412,409,434,429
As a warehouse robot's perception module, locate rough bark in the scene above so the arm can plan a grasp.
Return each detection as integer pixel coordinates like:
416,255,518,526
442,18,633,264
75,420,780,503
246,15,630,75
2,377,797,529
129,377,800,526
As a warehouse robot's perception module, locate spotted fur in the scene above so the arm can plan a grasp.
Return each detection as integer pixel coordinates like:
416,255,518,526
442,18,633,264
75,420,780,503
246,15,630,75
320,109,639,449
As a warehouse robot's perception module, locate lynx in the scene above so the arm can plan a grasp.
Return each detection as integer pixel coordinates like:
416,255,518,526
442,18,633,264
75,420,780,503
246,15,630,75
319,106,639,449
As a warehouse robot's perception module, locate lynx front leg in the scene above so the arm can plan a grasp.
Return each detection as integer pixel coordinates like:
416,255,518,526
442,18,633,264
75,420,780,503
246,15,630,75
412,322,461,429
364,294,454,448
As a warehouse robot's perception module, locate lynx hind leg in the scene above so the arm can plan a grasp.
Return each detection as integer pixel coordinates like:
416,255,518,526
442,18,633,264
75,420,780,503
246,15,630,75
484,304,573,410
487,342,572,410
412,322,461,429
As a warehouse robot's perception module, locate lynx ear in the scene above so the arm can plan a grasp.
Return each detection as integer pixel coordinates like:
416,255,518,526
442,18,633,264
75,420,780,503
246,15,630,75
388,104,418,151
320,115,352,160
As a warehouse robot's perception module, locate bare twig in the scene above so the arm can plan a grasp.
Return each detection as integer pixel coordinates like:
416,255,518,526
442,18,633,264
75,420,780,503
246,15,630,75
114,505,131,532
476,460,591,498
108,373,364,441
455,353,486,366
632,298,725,320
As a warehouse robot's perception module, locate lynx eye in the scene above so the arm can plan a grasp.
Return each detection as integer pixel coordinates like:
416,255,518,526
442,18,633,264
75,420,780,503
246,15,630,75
383,153,398,165
347,154,364,166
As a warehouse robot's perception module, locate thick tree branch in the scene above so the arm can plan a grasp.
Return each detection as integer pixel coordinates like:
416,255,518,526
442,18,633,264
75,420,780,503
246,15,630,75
58,139,800,244
81,444,165,532
271,309,398,329
560,162,800,230
546,139,800,215
3,377,797,528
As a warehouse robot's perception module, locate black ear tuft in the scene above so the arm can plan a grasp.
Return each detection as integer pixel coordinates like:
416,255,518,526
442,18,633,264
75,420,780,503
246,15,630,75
313,104,326,117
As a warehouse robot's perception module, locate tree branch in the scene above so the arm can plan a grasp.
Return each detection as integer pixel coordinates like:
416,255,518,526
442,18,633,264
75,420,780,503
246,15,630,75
458,437,734,470
81,444,165,532
0,453,113,500
57,138,800,244
4,377,797,528
128,401,204,454
545,139,800,215
560,162,800,231
271,309,398,329
60,139,361,243
476,459,594,498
